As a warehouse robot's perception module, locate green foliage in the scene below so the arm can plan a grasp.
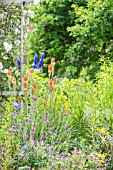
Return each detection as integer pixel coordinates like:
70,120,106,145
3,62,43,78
29,0,113,78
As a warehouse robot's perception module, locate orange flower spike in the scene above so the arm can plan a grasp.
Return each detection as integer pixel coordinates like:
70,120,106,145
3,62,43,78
48,64,52,73
7,70,12,77
24,75,28,82
24,81,28,89
33,82,36,89
49,79,53,85
12,78,16,84
51,58,55,65
53,76,57,84
31,88,35,95
44,101,46,107
51,86,54,91
29,68,34,74
49,79,53,88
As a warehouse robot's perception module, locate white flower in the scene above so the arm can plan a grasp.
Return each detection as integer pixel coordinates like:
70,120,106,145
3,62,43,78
0,62,3,70
3,56,8,60
15,28,20,34
3,42,12,52
28,10,34,18
14,39,21,46
4,69,8,73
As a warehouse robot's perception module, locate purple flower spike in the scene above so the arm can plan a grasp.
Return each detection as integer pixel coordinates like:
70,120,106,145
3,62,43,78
46,121,49,125
52,127,54,131
69,112,72,115
24,128,28,132
55,151,59,155
33,98,37,101
65,126,68,130
11,113,16,119
60,153,65,159
26,118,29,122
71,127,74,131
13,102,22,109
26,166,31,170
9,129,12,133
28,119,32,122
30,132,34,137
26,136,29,140
17,111,20,114
42,131,46,136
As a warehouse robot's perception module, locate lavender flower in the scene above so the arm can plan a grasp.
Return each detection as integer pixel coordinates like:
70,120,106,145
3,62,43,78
26,136,29,140
60,153,65,159
30,131,34,137
33,97,37,101
11,113,16,119
65,126,68,130
14,102,21,109
52,127,54,131
9,129,12,133
42,131,46,136
71,127,74,131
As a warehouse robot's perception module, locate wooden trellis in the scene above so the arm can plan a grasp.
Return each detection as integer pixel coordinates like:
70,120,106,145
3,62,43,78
0,0,34,96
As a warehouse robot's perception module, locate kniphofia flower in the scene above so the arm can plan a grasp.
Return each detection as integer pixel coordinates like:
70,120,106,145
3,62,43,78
44,101,46,107
29,68,34,74
24,81,28,92
31,88,35,95
12,78,16,84
51,58,55,65
7,70,12,77
48,64,52,72
33,82,36,89
53,76,57,84
24,75,28,81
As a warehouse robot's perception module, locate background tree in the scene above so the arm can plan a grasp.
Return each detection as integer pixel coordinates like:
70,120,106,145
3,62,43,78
29,0,113,78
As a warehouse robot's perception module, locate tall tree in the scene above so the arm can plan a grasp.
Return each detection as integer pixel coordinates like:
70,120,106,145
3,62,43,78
30,0,113,78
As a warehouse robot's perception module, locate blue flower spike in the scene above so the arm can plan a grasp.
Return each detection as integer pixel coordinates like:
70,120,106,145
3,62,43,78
33,53,38,69
17,58,21,71
37,52,45,69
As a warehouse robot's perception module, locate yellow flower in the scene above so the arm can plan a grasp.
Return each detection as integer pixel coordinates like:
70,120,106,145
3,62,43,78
106,131,110,135
96,153,105,163
97,128,105,133
65,102,69,107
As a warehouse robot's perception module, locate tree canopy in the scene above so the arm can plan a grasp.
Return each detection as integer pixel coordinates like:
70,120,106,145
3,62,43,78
29,0,113,78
